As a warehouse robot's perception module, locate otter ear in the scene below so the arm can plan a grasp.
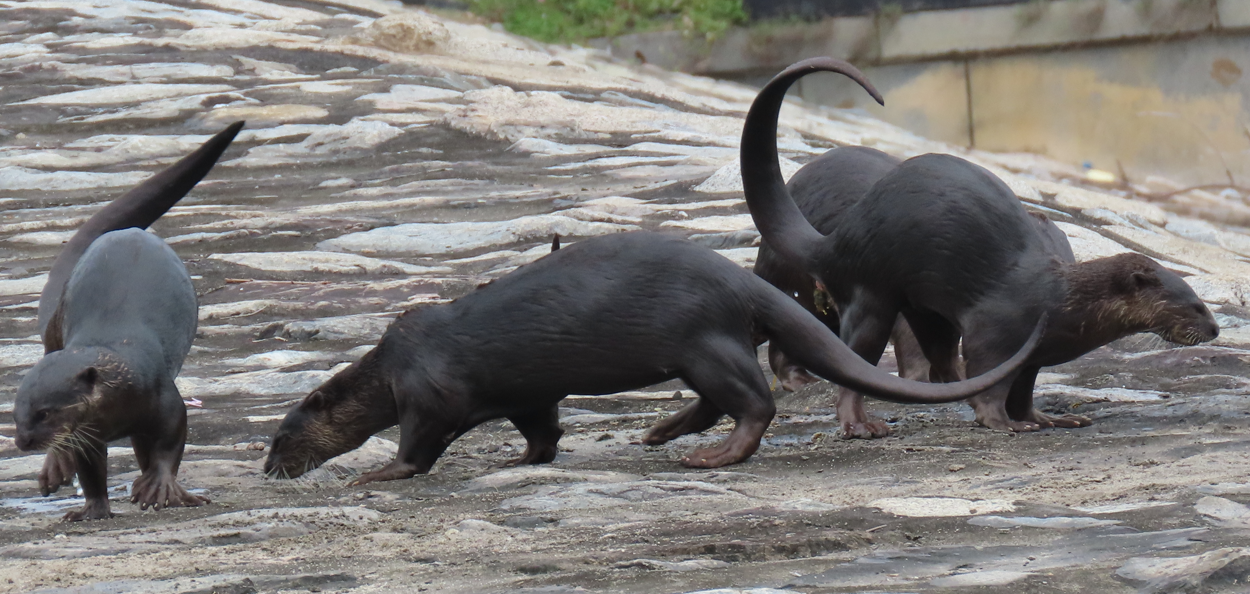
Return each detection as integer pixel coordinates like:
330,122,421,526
1129,270,1160,289
304,390,327,410
76,367,98,387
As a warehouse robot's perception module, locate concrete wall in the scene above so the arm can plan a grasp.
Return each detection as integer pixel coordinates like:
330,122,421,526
595,0,1250,188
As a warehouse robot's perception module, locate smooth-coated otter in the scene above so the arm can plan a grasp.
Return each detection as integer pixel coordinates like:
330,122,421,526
755,148,1067,387
741,58,1217,438
264,232,1045,482
14,122,242,520
752,145,902,391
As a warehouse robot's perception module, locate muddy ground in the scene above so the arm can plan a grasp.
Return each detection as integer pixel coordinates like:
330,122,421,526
3,1,1250,592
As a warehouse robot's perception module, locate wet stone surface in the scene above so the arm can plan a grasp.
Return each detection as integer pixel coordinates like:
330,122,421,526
2,1,1250,593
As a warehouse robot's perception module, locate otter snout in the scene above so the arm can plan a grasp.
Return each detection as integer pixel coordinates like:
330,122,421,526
14,431,38,451
1167,314,1219,346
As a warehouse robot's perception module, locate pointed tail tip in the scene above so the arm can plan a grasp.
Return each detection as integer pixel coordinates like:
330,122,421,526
219,120,245,141
789,56,885,107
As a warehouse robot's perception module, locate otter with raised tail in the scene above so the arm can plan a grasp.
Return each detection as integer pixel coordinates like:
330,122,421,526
13,122,243,521
742,58,1217,439
265,231,1045,483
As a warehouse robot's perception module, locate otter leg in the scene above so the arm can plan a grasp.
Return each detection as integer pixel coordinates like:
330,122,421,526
767,342,820,392
678,338,776,469
63,440,111,522
1006,367,1091,429
505,405,564,466
963,327,1035,433
38,450,76,496
900,311,963,383
643,396,724,445
834,303,896,439
891,315,931,382
350,410,464,486
130,396,209,511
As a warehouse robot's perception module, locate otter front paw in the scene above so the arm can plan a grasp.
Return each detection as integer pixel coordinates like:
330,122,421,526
504,445,558,467
840,419,891,439
681,447,745,469
62,499,112,522
1027,410,1091,429
131,472,209,511
977,417,1041,433
39,451,76,496
776,367,820,392
348,461,421,486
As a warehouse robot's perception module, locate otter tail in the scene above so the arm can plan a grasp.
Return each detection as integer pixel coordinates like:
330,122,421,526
754,284,1044,404
38,121,245,339
741,58,883,266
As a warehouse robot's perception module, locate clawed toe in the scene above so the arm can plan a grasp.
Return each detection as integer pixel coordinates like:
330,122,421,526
681,449,730,468
503,448,557,467
1003,421,1040,433
38,453,77,497
131,475,208,511
840,421,890,440
1047,413,1092,428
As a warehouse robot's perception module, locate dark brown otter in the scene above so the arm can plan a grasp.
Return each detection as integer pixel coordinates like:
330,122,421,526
14,122,242,521
741,58,1217,439
264,232,1045,483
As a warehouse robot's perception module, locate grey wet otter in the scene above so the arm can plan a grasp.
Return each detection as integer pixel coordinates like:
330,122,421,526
14,122,242,521
742,58,1218,439
752,145,901,391
755,148,1061,387
264,232,1045,482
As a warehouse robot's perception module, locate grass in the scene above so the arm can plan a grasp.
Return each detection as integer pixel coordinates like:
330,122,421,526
466,0,747,43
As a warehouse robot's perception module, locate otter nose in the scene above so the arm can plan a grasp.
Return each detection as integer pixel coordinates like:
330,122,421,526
14,433,34,451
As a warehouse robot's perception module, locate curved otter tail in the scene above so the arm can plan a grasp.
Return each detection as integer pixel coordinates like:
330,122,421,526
38,121,245,339
741,58,883,266
755,286,1044,403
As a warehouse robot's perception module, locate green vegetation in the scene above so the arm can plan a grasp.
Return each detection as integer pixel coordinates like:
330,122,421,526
467,0,747,43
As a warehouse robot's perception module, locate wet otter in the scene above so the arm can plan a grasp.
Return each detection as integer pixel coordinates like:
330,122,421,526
752,145,901,391
755,148,1065,387
265,232,1045,482
742,58,1217,438
14,122,242,520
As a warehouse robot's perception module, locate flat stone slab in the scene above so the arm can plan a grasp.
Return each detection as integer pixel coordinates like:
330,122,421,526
319,214,637,256
209,251,446,275
499,480,747,512
871,497,1016,517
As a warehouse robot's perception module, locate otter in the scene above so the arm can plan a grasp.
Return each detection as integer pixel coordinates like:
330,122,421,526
14,122,242,520
752,145,902,391
754,148,1067,387
264,232,1045,482
741,58,1217,438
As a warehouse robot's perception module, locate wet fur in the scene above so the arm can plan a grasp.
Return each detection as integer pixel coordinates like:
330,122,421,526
756,148,1218,432
740,58,1217,438
265,232,1045,482
13,124,241,521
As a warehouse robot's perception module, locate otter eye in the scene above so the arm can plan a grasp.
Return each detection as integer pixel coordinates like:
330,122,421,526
32,410,49,424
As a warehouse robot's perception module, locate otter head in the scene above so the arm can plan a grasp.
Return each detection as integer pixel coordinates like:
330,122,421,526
14,348,107,452
1108,254,1219,346
264,352,392,479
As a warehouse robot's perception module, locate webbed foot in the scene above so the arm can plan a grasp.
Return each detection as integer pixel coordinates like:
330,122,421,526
840,419,891,439
1025,410,1091,429
504,444,558,466
39,450,76,496
62,499,113,522
131,472,209,511
348,461,421,486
